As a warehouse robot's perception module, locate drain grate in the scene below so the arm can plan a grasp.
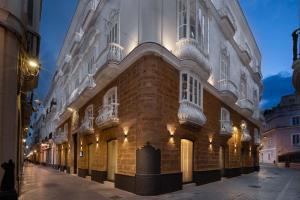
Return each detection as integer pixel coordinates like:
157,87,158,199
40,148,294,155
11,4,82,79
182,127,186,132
110,196,122,200
248,185,261,188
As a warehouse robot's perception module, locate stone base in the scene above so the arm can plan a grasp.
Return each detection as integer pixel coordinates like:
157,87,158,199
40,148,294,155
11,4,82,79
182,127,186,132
115,172,182,196
242,167,254,174
193,170,221,185
91,170,107,183
0,190,18,200
78,168,89,178
224,168,242,178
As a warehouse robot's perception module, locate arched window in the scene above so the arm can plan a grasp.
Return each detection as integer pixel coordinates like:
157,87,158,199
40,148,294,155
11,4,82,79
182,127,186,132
104,87,118,105
180,71,202,108
220,46,230,82
84,105,94,129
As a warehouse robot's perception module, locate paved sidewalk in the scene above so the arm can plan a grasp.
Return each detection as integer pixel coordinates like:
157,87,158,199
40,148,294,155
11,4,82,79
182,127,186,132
20,163,300,200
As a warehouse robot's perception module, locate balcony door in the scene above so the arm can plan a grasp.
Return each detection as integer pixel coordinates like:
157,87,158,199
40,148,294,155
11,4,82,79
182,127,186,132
107,140,118,181
181,139,193,183
88,144,94,175
219,146,225,176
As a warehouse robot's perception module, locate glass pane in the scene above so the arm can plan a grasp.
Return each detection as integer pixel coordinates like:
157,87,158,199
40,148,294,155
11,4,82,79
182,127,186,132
189,76,193,102
182,73,188,100
198,82,202,106
194,79,198,104
190,0,196,39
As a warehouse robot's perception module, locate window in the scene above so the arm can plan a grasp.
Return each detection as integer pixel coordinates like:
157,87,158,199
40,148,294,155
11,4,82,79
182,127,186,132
85,105,94,129
220,48,230,82
177,0,209,52
64,123,68,136
27,0,34,26
108,10,120,44
292,116,300,126
221,108,230,122
87,56,94,74
240,74,247,99
180,72,202,107
104,87,118,105
253,89,258,105
292,134,300,146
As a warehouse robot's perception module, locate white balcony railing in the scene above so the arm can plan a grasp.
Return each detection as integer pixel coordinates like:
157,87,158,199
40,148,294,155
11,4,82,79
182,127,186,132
79,116,94,134
218,79,238,100
75,29,84,43
175,38,211,75
178,101,207,126
95,103,119,128
107,43,124,62
237,98,254,112
220,120,233,135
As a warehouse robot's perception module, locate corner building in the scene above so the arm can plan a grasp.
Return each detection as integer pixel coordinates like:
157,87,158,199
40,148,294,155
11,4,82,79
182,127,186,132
39,0,263,195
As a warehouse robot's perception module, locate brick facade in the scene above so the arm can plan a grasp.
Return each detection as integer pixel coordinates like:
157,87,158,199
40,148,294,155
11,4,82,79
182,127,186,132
53,55,260,194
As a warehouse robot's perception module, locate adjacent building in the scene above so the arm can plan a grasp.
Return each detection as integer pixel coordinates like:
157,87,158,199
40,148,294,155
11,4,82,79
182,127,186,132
261,95,300,163
260,27,300,165
30,0,262,195
0,0,42,196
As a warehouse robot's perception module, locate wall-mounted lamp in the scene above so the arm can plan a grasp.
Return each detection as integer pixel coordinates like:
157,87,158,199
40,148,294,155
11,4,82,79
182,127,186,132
167,124,176,138
67,107,75,112
23,139,26,143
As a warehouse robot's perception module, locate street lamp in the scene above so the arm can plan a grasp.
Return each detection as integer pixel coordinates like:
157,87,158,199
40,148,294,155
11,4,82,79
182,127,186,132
28,59,39,69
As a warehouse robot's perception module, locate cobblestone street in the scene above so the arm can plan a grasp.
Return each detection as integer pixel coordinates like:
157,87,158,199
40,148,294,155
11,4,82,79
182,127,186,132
19,164,300,200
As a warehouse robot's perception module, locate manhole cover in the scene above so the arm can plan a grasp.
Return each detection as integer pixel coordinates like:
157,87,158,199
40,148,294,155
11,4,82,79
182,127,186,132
249,185,261,188
110,196,122,200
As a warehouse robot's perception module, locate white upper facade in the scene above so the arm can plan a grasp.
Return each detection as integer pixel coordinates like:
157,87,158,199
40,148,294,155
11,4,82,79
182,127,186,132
45,0,262,130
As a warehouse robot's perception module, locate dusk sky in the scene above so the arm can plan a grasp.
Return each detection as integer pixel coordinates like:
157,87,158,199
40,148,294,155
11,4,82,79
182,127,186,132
37,0,299,110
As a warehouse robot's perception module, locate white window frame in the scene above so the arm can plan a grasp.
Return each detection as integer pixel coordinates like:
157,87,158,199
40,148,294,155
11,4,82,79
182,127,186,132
177,0,210,53
240,74,247,99
103,87,118,105
291,133,300,146
220,107,230,122
179,71,203,109
85,105,94,129
108,10,120,45
220,47,230,82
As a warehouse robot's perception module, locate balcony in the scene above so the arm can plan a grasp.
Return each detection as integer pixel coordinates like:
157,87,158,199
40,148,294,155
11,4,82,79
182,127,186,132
218,79,238,103
78,74,96,94
218,6,237,39
75,29,84,43
79,116,94,135
241,128,251,142
107,43,124,63
82,0,99,30
253,65,262,80
220,120,233,136
178,101,207,127
237,98,254,116
95,103,119,129
54,131,68,144
239,46,251,66
175,38,211,78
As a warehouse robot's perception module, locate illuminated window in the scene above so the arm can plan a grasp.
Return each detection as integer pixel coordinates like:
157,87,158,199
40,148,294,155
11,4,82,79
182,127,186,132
177,0,210,52
180,72,202,108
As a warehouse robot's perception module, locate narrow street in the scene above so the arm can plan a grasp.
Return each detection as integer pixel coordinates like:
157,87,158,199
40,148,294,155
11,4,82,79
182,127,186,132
19,164,300,200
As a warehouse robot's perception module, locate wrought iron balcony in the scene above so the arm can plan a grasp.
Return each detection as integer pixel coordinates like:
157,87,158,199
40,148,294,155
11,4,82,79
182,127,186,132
218,6,237,39
54,131,68,144
237,98,254,116
107,43,124,62
220,120,233,136
241,128,251,142
218,79,238,103
175,38,211,77
79,116,94,134
78,74,96,94
95,103,119,129
178,101,207,127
